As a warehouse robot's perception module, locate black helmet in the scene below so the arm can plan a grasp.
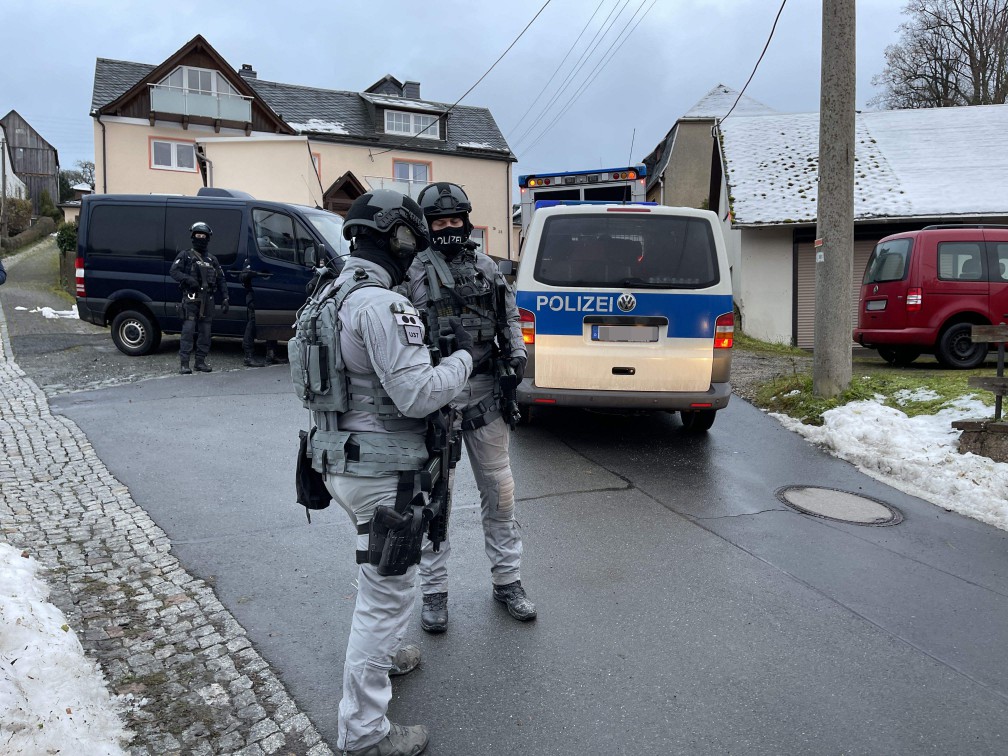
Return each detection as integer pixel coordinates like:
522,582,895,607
417,182,473,237
190,221,212,240
341,190,430,253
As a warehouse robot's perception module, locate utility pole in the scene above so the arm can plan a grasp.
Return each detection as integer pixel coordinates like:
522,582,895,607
813,0,856,397
1,136,7,242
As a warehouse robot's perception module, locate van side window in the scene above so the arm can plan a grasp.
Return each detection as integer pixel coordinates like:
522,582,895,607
89,205,165,258
253,209,298,264
993,243,1008,282
938,242,984,281
166,207,242,265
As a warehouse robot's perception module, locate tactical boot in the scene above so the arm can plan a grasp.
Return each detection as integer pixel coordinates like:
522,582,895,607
493,580,537,621
388,644,421,677
194,360,213,373
420,592,448,634
180,361,192,375
343,722,428,756
244,355,266,367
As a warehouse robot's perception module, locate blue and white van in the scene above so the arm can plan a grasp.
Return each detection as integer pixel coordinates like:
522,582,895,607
512,203,734,431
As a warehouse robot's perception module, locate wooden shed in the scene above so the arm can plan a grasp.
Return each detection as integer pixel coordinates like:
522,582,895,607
0,110,59,215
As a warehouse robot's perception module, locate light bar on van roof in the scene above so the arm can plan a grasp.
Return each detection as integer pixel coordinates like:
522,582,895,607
606,207,651,212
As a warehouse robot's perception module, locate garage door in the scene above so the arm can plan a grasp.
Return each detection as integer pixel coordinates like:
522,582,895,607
795,239,876,349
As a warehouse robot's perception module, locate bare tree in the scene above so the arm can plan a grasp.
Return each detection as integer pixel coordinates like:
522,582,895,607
75,160,96,190
870,0,1008,109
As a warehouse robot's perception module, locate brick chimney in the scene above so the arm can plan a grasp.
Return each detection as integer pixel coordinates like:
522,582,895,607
403,80,421,99
239,64,257,80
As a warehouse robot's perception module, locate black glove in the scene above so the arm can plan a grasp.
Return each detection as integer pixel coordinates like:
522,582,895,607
509,355,527,382
221,299,229,315
445,316,474,357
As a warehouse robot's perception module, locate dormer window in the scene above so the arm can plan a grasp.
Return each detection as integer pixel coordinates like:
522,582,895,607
160,66,239,98
385,109,439,139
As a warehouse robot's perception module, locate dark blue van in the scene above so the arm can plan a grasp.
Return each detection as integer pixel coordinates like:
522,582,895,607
75,189,348,355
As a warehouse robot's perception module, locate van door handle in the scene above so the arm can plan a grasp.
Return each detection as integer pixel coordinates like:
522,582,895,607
612,367,636,375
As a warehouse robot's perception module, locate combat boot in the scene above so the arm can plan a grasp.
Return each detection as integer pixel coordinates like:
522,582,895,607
388,644,421,677
493,580,537,621
244,354,265,367
180,361,192,375
420,592,448,634
194,359,213,373
342,722,428,756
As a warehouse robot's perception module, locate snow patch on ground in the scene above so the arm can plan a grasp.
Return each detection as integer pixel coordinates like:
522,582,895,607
14,305,78,319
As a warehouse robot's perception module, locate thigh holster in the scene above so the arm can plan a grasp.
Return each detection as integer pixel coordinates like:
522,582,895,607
355,472,428,576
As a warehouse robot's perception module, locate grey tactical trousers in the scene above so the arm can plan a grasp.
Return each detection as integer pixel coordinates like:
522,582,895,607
325,472,418,753
419,376,523,593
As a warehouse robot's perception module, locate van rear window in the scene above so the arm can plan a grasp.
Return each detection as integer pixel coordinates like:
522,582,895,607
863,238,911,284
534,213,719,289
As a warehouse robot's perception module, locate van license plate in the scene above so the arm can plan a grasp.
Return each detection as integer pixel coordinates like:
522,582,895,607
865,299,887,311
591,325,659,342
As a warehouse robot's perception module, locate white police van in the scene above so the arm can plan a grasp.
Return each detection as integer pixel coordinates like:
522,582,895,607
512,203,734,431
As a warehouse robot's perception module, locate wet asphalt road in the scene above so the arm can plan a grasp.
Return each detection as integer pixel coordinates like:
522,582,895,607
6,240,1008,753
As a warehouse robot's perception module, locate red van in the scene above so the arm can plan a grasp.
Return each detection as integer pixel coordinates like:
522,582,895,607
853,225,1008,368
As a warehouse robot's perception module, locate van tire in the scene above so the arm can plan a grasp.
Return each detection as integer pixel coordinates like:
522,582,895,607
111,310,160,356
936,322,987,369
878,347,920,367
680,409,716,432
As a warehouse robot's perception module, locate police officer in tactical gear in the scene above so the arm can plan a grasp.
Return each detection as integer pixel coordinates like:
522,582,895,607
170,222,228,374
313,189,472,756
238,258,269,367
407,182,535,633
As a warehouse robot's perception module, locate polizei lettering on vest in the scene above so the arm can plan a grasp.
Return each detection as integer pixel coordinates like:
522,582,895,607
535,294,614,313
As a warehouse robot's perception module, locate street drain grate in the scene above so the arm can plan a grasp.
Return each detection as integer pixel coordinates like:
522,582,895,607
776,486,903,526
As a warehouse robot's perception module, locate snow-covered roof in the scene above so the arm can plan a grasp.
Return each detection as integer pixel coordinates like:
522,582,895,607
72,183,92,191
683,83,776,120
720,104,1008,226
360,93,445,114
286,118,349,135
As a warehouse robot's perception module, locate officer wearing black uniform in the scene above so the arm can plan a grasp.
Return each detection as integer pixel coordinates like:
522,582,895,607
170,222,228,374
238,258,267,367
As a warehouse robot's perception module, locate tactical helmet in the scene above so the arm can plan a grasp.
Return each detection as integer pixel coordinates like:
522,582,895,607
417,182,473,237
341,189,430,252
190,221,212,240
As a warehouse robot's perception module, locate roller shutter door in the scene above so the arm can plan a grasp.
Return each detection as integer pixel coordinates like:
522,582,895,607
795,239,877,348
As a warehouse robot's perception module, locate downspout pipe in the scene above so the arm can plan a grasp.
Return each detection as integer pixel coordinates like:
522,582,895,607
96,113,108,194
195,144,213,188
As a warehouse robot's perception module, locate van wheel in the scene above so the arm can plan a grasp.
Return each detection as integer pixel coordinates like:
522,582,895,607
680,409,716,432
936,323,987,369
111,310,160,356
878,347,921,366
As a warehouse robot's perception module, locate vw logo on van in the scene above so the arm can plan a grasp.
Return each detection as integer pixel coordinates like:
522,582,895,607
617,293,637,312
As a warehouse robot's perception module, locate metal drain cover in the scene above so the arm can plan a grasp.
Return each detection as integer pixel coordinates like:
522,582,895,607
776,486,902,526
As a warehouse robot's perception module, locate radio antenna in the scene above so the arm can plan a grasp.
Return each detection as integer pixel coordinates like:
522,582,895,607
624,128,637,204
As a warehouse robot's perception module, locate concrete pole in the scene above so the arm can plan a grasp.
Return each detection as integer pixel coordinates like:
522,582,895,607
813,0,856,397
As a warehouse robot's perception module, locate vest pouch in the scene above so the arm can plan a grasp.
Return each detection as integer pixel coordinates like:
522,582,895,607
347,432,428,475
311,429,354,475
288,338,309,404
307,343,331,395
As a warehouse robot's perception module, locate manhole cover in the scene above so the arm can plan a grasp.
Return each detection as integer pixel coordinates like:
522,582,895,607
776,486,902,526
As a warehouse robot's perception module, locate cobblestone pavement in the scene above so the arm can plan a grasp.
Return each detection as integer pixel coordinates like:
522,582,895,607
0,299,333,754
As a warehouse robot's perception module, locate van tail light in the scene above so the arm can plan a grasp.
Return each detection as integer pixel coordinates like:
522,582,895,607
519,308,535,345
75,256,86,297
906,287,922,312
714,312,734,349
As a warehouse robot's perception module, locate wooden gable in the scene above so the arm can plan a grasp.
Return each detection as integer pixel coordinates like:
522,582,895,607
97,34,291,135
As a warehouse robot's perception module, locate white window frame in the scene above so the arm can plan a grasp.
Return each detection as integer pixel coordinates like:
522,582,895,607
151,139,197,172
159,65,238,97
392,160,430,184
384,109,439,140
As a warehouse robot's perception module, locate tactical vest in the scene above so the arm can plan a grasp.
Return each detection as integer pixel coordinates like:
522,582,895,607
288,269,428,477
418,249,498,345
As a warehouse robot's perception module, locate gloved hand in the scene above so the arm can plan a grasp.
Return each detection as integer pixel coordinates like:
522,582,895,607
221,299,229,315
445,316,474,357
509,355,527,382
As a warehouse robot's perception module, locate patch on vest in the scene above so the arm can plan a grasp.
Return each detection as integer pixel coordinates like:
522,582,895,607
394,312,425,346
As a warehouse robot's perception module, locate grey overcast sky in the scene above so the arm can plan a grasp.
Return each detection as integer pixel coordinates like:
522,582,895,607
5,0,904,187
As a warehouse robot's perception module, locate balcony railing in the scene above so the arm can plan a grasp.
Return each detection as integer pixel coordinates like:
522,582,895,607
149,84,252,123
364,176,427,200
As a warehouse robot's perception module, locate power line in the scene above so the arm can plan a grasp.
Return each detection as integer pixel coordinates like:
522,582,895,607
511,0,630,151
505,0,606,140
519,0,656,156
722,0,788,121
369,0,553,159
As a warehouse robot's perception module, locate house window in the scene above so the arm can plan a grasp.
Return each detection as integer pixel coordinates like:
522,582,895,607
151,139,197,172
385,109,439,139
393,161,429,185
160,66,238,97
470,226,487,253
